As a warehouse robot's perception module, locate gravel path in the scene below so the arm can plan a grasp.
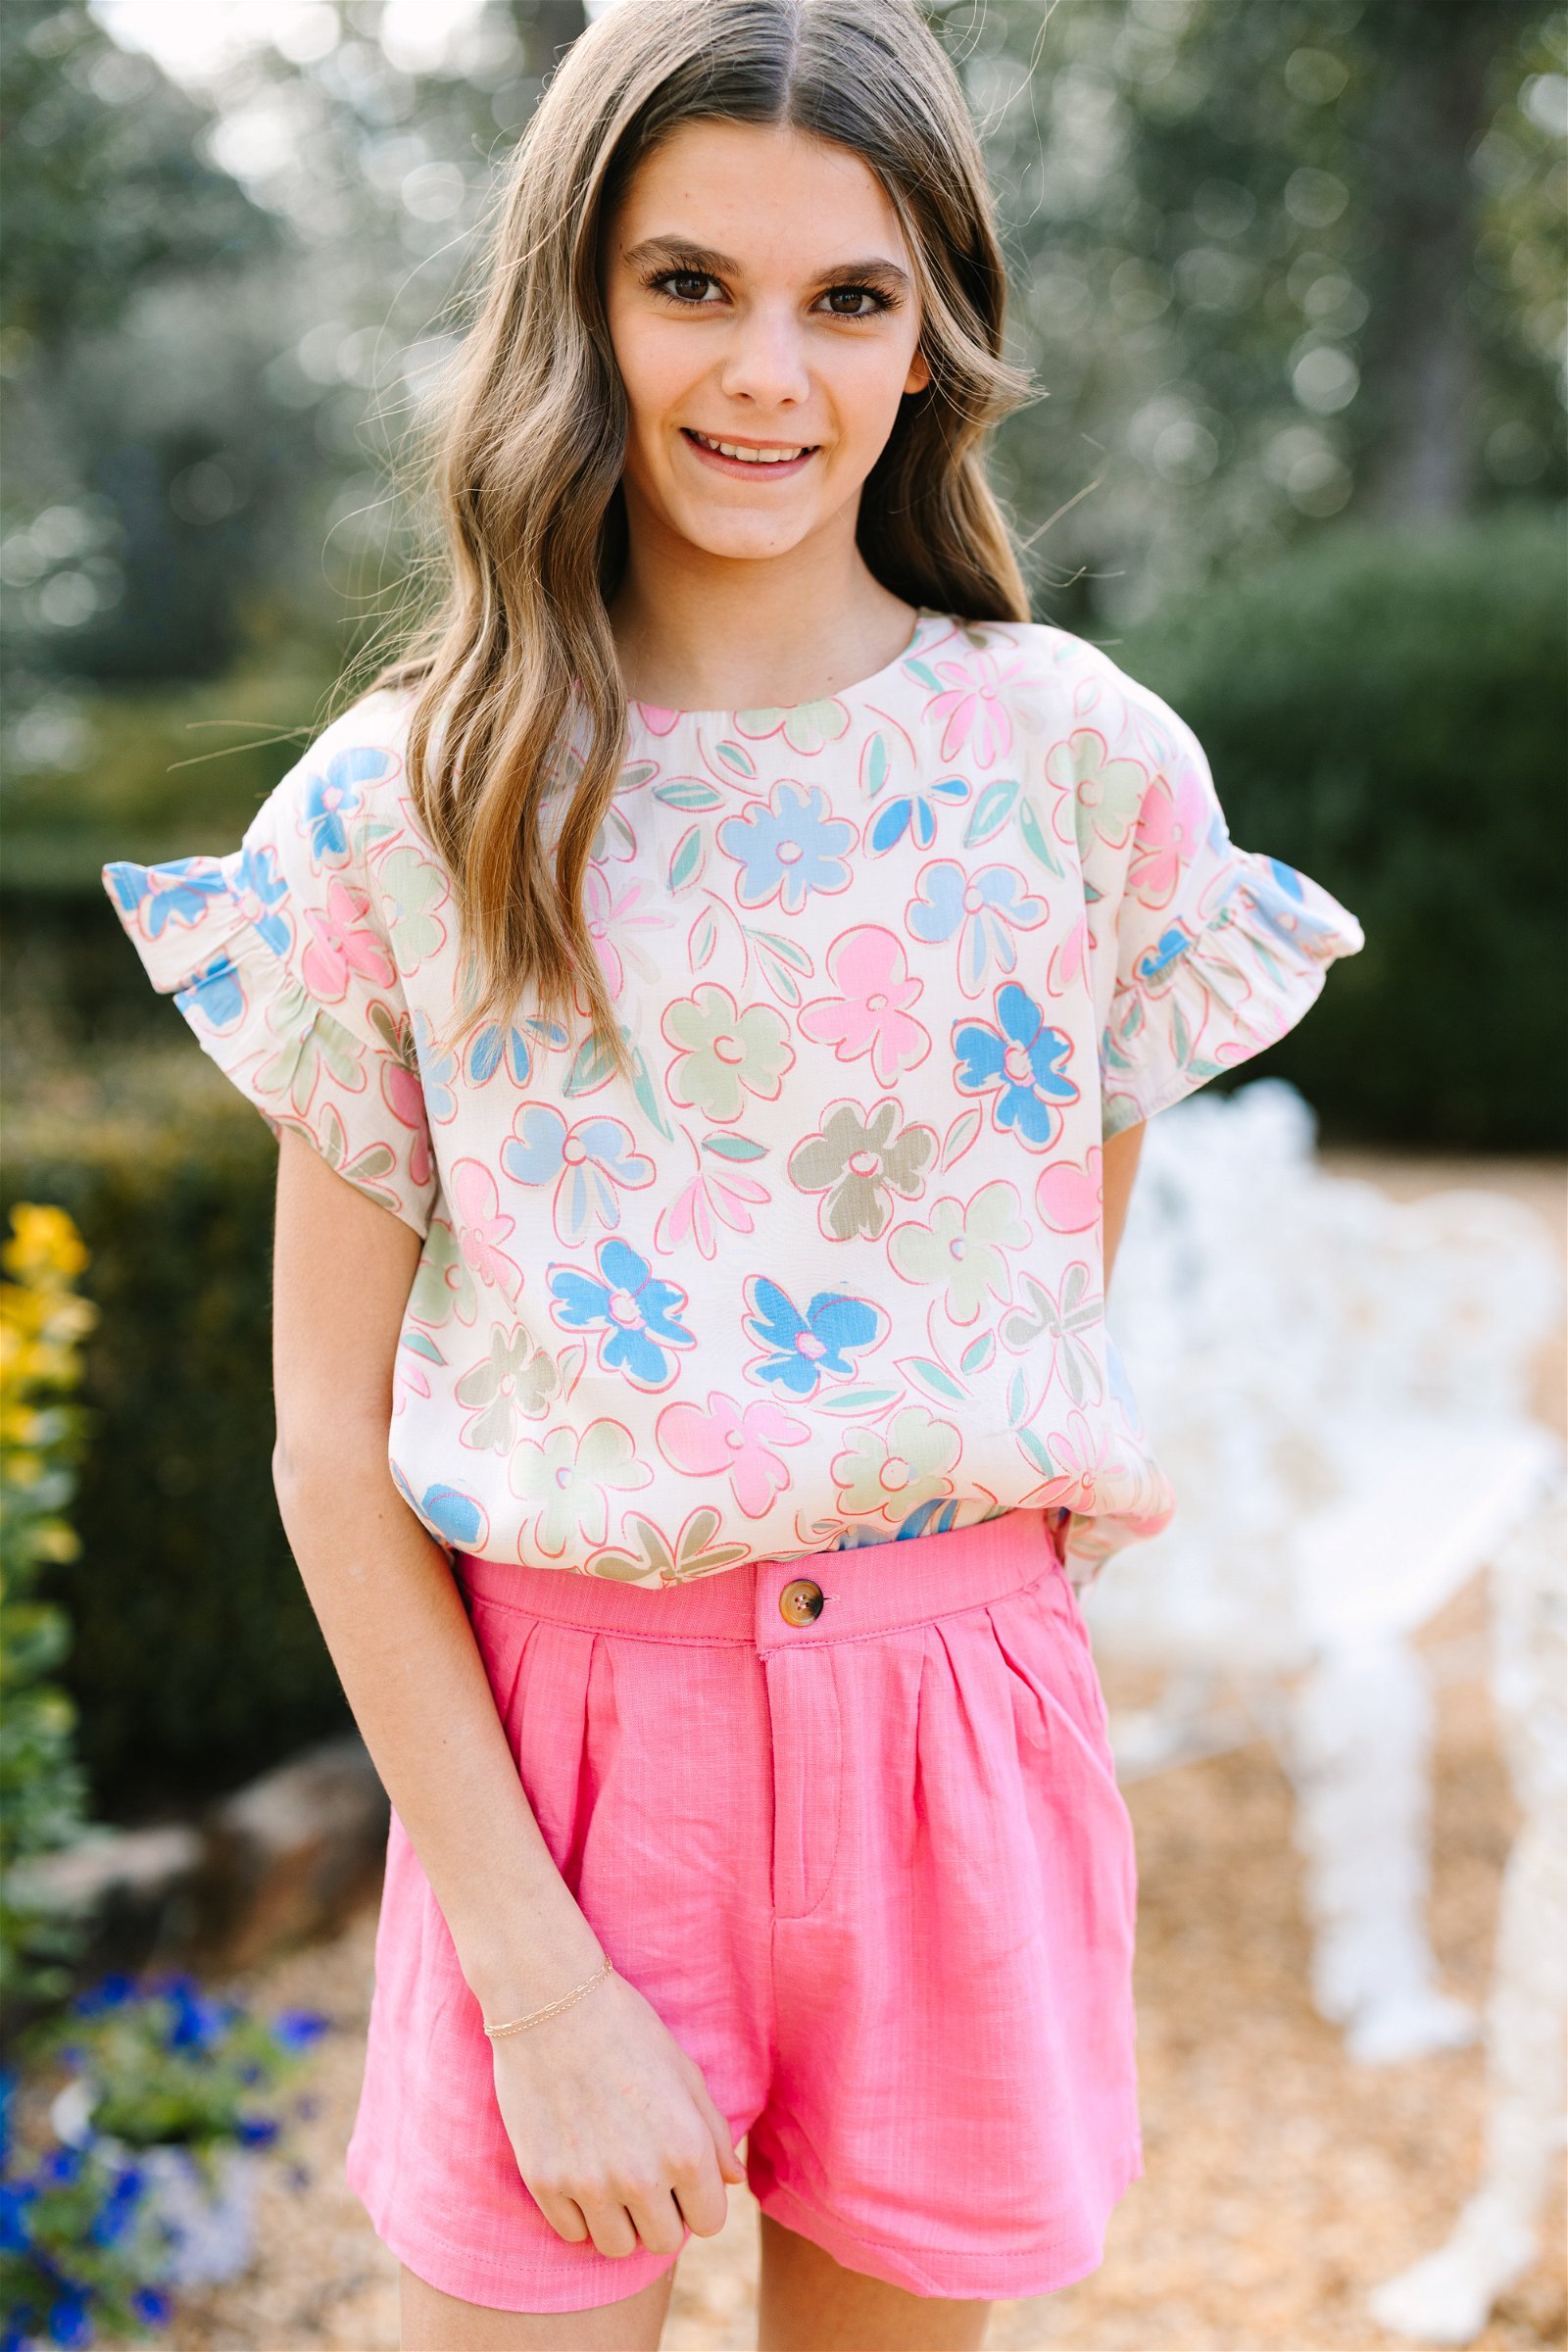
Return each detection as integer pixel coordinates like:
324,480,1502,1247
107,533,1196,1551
112,1155,1568,2350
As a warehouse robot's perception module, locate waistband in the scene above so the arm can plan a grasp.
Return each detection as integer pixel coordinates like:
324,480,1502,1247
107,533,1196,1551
454,1506,1068,1652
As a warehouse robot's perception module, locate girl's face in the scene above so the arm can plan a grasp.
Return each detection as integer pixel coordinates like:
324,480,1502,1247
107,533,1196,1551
603,119,931,567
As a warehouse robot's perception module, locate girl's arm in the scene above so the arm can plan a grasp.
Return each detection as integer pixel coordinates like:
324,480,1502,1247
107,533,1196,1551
269,1131,744,2258
1102,1119,1146,1291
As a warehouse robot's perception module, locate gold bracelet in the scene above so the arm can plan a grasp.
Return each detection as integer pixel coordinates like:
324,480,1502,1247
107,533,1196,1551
483,1955,614,2040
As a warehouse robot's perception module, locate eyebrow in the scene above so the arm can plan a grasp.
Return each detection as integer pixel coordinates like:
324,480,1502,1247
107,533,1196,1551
621,235,911,291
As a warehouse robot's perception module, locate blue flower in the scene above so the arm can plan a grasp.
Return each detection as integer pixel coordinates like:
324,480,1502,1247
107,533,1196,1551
174,952,246,1034
103,858,226,940
42,2147,84,2187
548,1240,695,1392
0,2181,37,2251
164,1983,230,2051
46,2295,91,2348
742,1278,886,1397
717,782,856,912
87,2167,143,2246
1130,920,1196,986
303,747,392,865
866,776,968,856
129,2287,172,2328
236,2116,279,2146
953,983,1080,1152
72,1973,133,2020
230,842,290,956
271,2009,328,2052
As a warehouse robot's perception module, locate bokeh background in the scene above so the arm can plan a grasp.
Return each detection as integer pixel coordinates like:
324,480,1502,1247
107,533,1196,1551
0,2,1563,2345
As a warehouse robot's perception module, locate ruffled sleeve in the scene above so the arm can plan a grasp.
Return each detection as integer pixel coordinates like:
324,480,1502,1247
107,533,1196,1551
100,695,438,1238
1077,666,1365,1140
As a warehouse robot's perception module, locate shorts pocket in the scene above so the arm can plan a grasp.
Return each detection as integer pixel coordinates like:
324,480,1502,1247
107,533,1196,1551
987,1566,1116,1775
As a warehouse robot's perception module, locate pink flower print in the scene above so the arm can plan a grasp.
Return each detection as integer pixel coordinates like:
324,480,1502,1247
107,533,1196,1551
583,864,666,996
450,1157,525,1303
657,1392,809,1519
798,927,931,1084
300,879,395,1004
1046,909,1091,1001
631,702,685,737
1035,1147,1102,1234
502,1105,655,1247
1127,764,1214,909
655,1152,771,1260
1016,1404,1122,1515
926,653,1018,769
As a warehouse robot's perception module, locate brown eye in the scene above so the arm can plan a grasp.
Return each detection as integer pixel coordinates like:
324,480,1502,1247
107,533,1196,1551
662,271,714,304
821,286,885,318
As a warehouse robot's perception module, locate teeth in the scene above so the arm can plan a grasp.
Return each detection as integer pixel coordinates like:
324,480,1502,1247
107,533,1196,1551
692,432,808,465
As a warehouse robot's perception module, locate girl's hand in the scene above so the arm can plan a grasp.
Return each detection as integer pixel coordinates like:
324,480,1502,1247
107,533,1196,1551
489,1969,747,2259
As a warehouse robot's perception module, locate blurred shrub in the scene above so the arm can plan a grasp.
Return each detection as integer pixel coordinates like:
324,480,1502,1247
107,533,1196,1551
1,1069,349,1824
0,1207,96,2001
1116,509,1567,1149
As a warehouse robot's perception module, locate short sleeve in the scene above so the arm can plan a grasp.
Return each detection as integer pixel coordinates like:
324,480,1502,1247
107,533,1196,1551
1076,669,1365,1140
101,697,438,1238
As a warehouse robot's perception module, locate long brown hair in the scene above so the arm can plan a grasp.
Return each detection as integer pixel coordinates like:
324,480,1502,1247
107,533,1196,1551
371,0,1033,1067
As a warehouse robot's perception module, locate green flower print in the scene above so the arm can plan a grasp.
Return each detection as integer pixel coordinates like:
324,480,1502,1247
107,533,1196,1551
1047,730,1148,858
888,1181,1028,1323
736,699,852,755
833,1407,960,1534
377,845,449,968
788,1100,937,1241
999,1262,1104,1407
410,1219,478,1330
455,1323,561,1452
509,1418,651,1557
662,985,794,1123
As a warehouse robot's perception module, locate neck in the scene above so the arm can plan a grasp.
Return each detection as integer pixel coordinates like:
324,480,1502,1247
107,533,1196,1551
607,500,917,713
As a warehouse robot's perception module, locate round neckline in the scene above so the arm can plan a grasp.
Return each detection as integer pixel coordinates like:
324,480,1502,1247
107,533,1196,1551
626,606,938,727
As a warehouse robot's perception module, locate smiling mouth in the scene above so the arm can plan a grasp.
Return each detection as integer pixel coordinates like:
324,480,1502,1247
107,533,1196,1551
682,428,819,468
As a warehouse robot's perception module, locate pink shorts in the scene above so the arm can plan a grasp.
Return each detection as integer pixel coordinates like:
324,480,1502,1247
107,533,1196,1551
343,1509,1143,2312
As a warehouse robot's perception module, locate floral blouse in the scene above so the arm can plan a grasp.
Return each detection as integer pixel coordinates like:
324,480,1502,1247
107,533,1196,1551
103,612,1363,1590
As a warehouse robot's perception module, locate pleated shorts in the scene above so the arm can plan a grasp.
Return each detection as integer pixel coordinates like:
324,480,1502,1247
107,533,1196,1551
343,1507,1144,2312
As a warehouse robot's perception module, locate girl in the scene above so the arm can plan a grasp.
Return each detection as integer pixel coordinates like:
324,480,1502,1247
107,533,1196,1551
102,2,1364,2345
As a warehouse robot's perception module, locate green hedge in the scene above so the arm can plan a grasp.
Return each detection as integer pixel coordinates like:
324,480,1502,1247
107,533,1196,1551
1115,508,1566,1150
1,1060,350,1824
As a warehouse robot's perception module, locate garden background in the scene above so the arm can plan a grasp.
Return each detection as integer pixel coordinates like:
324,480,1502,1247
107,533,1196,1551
0,0,1563,2344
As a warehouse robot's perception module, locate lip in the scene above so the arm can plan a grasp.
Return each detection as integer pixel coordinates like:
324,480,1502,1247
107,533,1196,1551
679,427,820,480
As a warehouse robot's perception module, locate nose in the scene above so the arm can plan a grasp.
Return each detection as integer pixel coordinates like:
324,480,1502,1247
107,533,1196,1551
715,298,811,414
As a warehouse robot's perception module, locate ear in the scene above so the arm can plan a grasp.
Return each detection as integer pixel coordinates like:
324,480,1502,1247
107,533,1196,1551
903,344,931,397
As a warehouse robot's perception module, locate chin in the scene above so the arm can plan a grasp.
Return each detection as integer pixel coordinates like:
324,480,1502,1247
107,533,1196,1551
671,506,819,563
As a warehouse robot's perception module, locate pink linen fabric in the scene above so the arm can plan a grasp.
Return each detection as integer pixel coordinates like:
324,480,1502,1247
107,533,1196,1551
343,1505,1143,2311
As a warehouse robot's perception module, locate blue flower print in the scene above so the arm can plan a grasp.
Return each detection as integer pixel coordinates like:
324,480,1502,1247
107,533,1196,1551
866,776,969,856
303,747,393,866
953,983,1080,1152
103,856,226,940
742,1276,887,1397
174,953,246,1035
230,841,290,955
717,782,856,912
549,1239,695,1392
414,1008,459,1122
391,1460,490,1551
1131,919,1196,987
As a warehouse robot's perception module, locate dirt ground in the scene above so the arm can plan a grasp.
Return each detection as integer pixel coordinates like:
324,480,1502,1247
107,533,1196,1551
113,1153,1567,2351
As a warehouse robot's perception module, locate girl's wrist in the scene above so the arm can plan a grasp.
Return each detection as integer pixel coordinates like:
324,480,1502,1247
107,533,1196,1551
459,1910,610,2022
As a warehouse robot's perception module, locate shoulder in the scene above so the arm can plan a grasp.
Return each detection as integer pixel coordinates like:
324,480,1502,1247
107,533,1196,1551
939,617,1206,777
251,683,426,873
